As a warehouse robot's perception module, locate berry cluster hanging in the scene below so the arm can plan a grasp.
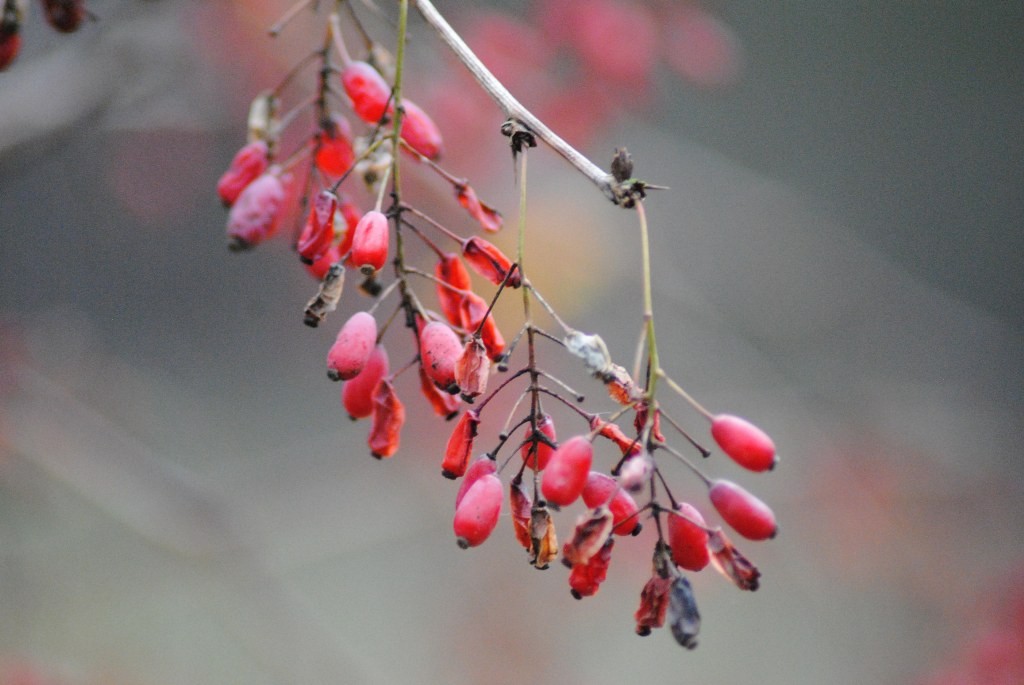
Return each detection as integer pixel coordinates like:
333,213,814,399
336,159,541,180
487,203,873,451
215,0,780,650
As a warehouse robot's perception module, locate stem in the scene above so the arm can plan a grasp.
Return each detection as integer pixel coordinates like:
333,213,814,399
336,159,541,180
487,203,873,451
411,0,616,201
637,201,659,402
658,371,714,421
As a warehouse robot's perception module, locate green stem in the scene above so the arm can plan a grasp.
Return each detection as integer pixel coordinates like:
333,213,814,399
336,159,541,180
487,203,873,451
636,201,659,402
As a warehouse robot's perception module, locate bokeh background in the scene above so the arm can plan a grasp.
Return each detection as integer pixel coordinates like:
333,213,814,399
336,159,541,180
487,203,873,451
2,1,1023,684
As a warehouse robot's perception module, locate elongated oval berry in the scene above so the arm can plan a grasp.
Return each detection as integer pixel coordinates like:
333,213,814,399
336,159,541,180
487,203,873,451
226,170,286,250
43,0,86,33
217,140,269,207
453,473,503,548
435,253,471,326
442,410,479,479
399,99,443,160
521,414,557,472
350,210,389,275
420,321,462,394
708,479,777,541
455,456,497,510
711,414,777,472
342,344,389,419
582,472,640,535
462,237,520,287
667,502,711,571
0,31,21,71
327,311,377,381
314,115,355,176
341,61,392,123
541,435,593,507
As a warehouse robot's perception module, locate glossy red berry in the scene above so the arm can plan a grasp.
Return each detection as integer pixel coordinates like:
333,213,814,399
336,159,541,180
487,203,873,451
296,190,337,264
455,456,497,510
541,435,593,507
226,170,286,250
399,99,443,160
342,344,389,419
711,414,777,472
326,311,377,382
453,473,503,548
667,502,711,571
419,321,462,394
314,115,355,176
521,414,557,472
341,61,392,123
350,209,389,275
708,479,777,541
442,410,479,479
217,140,270,207
581,472,640,535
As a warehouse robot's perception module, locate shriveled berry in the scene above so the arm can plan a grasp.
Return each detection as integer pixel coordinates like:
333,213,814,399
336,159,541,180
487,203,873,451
509,479,533,551
442,410,479,479
399,99,443,160
708,479,777,541
455,456,497,510
419,321,462,393
435,253,471,326
350,209,389,275
304,245,340,280
459,291,505,361
711,414,777,472
707,528,760,591
568,537,614,598
453,473,503,548
341,61,392,123
342,344,389,419
589,417,642,457
326,311,377,381
462,237,520,288
667,502,711,571
368,379,405,459
296,190,337,265
668,576,701,650
455,183,502,233
540,435,593,507
581,472,640,535
417,366,461,419
217,141,270,207
226,170,286,250
520,414,556,472
455,338,489,402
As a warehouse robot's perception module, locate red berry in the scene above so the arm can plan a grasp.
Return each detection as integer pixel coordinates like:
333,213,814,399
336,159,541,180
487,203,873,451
455,456,497,510
399,99,443,160
581,472,640,535
327,311,377,381
462,237,520,288
42,0,86,33
521,414,557,472
419,321,462,394
589,417,642,457
335,197,362,263
350,209,389,275
341,61,392,123
509,479,533,551
435,253,471,326
0,31,20,71
708,479,777,541
455,183,502,233
458,291,505,361
217,141,270,207
442,410,479,479
226,170,286,250
314,115,355,176
342,344,389,419
304,245,340,280
368,379,405,459
417,365,461,420
541,435,593,507
296,190,337,265
711,414,777,472
453,473,503,548
568,537,614,598
667,502,711,572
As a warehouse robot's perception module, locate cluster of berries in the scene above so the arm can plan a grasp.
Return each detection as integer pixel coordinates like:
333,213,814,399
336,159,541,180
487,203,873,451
0,0,89,71
215,0,779,650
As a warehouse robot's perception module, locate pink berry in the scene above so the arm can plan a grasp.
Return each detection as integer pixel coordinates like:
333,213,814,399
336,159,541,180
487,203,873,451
453,473,503,548
711,414,777,472
341,61,392,123
327,311,377,381
217,140,270,207
582,472,640,535
455,456,497,510
399,99,444,160
667,502,711,571
350,209,389,275
540,435,593,507
342,344,389,419
708,479,777,541
226,170,286,250
419,321,463,394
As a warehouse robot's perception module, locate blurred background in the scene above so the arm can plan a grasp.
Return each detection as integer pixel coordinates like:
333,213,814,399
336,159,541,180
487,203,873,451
2,1,1022,683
